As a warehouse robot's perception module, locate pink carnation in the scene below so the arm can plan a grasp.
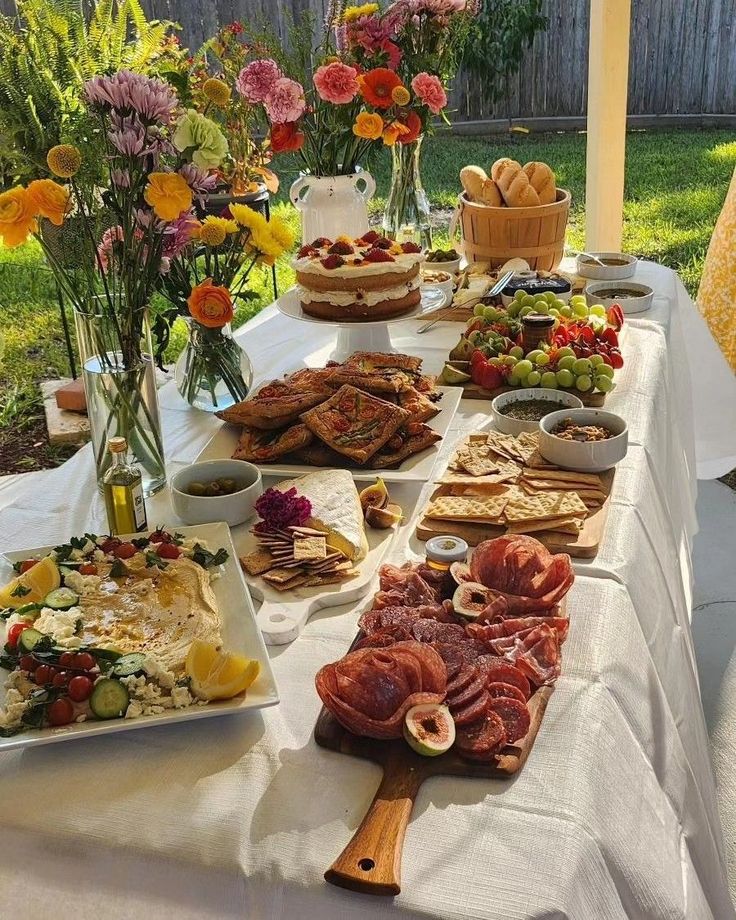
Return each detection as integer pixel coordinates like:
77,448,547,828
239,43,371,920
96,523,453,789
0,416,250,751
313,61,359,104
411,72,447,115
236,59,283,104
264,77,306,124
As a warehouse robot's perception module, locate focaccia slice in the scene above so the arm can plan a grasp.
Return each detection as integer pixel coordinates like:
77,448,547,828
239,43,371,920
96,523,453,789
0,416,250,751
300,384,410,464
216,380,331,429
371,423,442,469
396,387,441,423
232,423,313,463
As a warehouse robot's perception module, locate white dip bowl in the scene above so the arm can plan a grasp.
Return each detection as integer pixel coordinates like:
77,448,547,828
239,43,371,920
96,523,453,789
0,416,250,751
170,459,262,527
585,280,653,315
491,388,583,436
576,252,638,280
538,408,628,472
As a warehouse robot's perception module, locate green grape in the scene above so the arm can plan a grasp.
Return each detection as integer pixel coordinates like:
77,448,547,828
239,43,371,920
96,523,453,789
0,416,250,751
521,294,536,307
526,371,542,387
535,353,551,366
572,301,589,318
509,345,524,359
503,355,518,366
490,357,504,367
557,355,576,371
541,372,558,388
589,354,605,367
560,306,574,318
526,349,544,363
519,305,535,317
506,301,519,318
556,368,574,388
596,362,615,378
554,299,567,310
589,304,607,317
594,374,614,392
514,289,526,301
473,303,485,317
544,291,557,304
515,359,533,376
556,346,575,359
533,302,550,315
572,358,592,375
570,294,587,305
575,374,592,392
549,308,560,318
508,372,521,386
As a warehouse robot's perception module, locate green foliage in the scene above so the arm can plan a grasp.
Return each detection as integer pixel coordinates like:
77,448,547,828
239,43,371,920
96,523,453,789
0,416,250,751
462,0,547,106
0,0,179,186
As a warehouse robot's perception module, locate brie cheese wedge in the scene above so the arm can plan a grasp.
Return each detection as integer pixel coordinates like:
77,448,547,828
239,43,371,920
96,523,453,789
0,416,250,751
275,469,368,562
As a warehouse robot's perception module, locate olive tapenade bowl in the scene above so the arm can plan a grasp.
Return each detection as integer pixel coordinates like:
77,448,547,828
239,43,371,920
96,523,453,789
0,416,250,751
491,388,583,436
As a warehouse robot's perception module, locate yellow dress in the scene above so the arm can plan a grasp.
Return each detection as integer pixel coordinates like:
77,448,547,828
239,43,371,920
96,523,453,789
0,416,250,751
698,165,736,372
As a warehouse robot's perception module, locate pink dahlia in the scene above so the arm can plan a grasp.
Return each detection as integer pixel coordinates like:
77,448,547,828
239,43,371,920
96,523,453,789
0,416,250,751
313,61,360,104
411,72,447,114
263,77,306,124
236,59,283,104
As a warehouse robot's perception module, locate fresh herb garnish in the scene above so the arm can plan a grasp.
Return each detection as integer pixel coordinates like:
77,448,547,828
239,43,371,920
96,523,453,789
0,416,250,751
144,551,168,570
191,544,229,569
132,537,150,549
10,583,31,598
109,558,127,578
74,618,83,635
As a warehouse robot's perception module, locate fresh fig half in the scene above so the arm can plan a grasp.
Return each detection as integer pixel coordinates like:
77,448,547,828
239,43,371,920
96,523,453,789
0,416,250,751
359,477,389,512
452,581,494,620
364,502,403,529
450,561,472,584
403,703,455,756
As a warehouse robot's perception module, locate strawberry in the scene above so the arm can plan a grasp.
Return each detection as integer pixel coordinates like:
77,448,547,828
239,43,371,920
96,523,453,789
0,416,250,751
360,230,380,244
328,240,355,255
320,254,345,269
363,248,395,263
401,241,422,253
297,245,316,258
374,236,393,249
311,237,332,249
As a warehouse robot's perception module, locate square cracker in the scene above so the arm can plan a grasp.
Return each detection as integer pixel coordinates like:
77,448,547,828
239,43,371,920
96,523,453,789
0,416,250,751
240,550,275,576
506,516,583,535
425,494,509,522
294,536,327,560
522,468,604,488
504,490,588,523
262,567,308,585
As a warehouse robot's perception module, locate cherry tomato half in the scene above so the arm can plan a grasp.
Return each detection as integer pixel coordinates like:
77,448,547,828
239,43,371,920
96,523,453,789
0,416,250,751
68,675,94,703
58,651,76,669
52,671,70,688
100,537,121,554
19,654,36,672
6,623,29,649
79,563,98,575
33,665,53,686
71,652,96,672
113,542,136,559
19,560,38,574
48,697,74,727
157,542,181,560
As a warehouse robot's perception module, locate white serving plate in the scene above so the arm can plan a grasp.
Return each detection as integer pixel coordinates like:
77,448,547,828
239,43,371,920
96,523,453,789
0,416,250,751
0,522,279,752
196,385,463,483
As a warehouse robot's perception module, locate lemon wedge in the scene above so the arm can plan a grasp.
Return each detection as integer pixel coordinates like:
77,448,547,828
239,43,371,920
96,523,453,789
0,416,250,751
185,639,260,701
0,556,60,609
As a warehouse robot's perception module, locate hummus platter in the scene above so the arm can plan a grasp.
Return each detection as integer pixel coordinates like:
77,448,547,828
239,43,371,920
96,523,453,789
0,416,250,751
0,522,278,750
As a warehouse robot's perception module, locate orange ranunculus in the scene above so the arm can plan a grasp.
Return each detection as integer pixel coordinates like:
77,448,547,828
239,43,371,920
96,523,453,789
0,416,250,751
0,187,37,248
398,111,423,145
143,172,193,222
382,120,409,147
270,121,304,154
358,68,402,109
187,278,234,328
352,112,384,140
27,179,70,226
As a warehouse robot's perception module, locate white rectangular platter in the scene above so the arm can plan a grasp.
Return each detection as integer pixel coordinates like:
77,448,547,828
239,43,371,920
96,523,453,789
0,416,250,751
0,522,279,752
196,385,463,483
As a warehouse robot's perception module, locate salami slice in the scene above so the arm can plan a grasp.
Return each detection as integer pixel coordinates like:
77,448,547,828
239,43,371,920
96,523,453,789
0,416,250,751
412,620,466,644
486,681,527,705
487,697,531,744
354,625,411,649
447,672,486,710
455,711,507,759
451,689,490,726
429,642,464,679
475,659,531,700
445,663,478,698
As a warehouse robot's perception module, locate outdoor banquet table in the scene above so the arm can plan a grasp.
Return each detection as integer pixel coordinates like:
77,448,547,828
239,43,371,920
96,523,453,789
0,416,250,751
1,260,736,919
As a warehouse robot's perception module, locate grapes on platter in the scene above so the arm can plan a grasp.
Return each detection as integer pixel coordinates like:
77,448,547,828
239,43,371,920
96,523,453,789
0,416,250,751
514,289,526,301
589,354,605,367
532,302,550,315
554,299,567,310
508,372,522,386
526,349,544,363
596,362,614,378
556,368,574,388
560,306,574,318
519,305,535,317
473,303,485,317
535,353,551,366
544,291,557,304
594,375,614,392
589,304,607,317
549,308,560,318
540,371,558,388
570,294,587,305
572,357,592,375
502,355,518,365
556,346,575,359
572,301,589,318
526,371,542,386
509,345,524,359
557,355,576,371
515,359,533,376
575,374,593,392
521,294,536,307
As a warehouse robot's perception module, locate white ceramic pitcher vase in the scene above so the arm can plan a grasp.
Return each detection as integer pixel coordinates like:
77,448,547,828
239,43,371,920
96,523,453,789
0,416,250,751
289,171,376,244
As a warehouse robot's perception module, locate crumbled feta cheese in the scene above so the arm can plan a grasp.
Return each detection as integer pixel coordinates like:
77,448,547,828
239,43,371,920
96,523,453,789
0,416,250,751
125,700,144,719
63,571,102,595
93,549,106,561
171,686,193,709
5,612,35,629
142,704,165,716
142,657,175,689
5,689,23,706
5,670,30,691
33,607,83,649
75,714,87,723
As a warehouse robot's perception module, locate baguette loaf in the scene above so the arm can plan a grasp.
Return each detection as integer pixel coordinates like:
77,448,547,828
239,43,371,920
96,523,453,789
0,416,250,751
492,158,540,208
524,161,556,205
460,165,504,207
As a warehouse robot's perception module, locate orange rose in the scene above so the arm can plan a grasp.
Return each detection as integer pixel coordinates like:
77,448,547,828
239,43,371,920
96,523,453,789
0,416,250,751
144,172,193,222
0,187,37,248
27,179,70,226
187,278,234,328
352,112,384,141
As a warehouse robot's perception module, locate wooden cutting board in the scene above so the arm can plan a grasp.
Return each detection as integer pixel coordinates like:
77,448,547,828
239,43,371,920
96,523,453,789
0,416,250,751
416,468,615,559
315,652,553,896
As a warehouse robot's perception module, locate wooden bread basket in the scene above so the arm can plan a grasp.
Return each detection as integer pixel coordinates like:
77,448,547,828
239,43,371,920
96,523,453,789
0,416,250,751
451,188,571,271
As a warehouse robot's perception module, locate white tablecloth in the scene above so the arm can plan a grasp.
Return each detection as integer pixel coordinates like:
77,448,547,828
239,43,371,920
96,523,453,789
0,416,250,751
0,262,734,919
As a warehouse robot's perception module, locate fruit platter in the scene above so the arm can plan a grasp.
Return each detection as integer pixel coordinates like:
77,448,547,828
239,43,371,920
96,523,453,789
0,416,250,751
439,290,625,405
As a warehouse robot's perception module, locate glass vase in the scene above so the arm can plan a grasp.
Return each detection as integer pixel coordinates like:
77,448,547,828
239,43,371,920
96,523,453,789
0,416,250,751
382,136,432,250
174,320,252,413
74,307,166,497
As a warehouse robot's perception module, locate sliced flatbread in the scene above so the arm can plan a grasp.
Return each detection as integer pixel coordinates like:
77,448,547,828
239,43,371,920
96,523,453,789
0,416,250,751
425,494,509,523
504,489,588,523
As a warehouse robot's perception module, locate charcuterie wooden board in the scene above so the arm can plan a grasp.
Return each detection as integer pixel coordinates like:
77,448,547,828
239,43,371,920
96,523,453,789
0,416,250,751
314,633,553,897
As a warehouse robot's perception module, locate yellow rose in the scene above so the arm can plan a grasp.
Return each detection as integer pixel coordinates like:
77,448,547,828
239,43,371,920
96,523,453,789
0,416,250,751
143,173,193,222
46,144,81,179
0,187,37,248
352,112,384,141
27,179,70,227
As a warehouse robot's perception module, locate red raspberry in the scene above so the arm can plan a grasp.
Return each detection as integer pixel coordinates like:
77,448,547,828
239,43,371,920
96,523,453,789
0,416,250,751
374,236,393,249
297,245,316,258
363,248,395,263
360,230,380,244
320,254,345,269
401,241,422,253
328,240,355,255
311,237,332,249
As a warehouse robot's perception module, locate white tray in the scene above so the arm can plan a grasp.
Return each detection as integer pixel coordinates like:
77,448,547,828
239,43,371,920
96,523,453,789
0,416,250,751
197,385,463,483
0,523,279,752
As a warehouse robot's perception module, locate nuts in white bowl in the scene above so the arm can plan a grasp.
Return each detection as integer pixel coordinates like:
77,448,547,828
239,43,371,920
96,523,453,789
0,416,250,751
170,459,262,527
538,408,628,472
491,388,583,436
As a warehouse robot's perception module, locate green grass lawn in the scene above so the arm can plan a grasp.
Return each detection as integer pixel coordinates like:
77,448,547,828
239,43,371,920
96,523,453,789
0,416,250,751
0,127,734,475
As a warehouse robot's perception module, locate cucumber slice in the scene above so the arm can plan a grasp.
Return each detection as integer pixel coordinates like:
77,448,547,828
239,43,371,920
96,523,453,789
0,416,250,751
110,652,147,677
89,678,130,720
91,647,123,662
43,587,79,611
18,628,44,653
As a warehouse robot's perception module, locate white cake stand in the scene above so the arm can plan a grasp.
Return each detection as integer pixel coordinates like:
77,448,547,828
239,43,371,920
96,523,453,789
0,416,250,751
276,286,447,362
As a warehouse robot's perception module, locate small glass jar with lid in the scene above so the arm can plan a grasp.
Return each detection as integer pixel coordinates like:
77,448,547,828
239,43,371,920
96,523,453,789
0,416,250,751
425,535,469,572
521,313,556,353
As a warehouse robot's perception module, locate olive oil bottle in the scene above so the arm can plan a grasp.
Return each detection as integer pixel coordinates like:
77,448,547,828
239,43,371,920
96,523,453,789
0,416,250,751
103,437,148,534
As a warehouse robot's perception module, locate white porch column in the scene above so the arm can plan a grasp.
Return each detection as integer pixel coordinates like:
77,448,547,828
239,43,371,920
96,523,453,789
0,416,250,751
585,0,632,251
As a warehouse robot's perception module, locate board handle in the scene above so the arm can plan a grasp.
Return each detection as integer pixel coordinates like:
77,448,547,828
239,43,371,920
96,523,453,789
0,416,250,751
324,759,424,896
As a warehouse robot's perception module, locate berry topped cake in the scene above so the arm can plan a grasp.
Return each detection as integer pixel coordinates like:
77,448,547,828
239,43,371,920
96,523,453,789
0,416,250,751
293,232,424,322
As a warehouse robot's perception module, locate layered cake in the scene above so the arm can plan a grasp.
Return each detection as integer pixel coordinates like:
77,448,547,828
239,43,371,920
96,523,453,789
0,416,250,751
293,232,424,322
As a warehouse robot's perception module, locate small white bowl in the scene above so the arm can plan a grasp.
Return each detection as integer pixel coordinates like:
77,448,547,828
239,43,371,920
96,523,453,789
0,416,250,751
491,388,584,436
585,280,653,315
422,271,454,306
576,252,637,281
170,459,262,527
538,408,628,472
422,256,462,275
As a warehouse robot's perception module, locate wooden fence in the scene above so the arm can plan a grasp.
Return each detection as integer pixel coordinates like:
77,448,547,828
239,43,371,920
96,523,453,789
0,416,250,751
2,0,735,120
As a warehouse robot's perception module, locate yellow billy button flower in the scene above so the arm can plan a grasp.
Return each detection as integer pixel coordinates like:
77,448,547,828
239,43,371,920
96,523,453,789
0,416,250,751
391,85,411,106
0,187,38,248
46,144,82,179
202,77,232,107
143,172,193,222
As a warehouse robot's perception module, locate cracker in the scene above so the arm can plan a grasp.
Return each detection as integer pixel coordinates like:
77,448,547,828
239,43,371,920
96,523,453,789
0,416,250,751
522,468,603,487
301,570,356,587
425,494,509,522
294,536,327,560
240,550,275,576
268,574,309,591
504,490,588,523
485,431,521,462
461,453,503,477
262,567,306,585
506,517,583,535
